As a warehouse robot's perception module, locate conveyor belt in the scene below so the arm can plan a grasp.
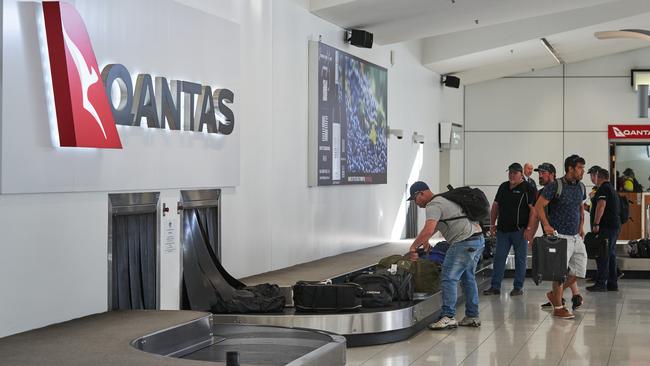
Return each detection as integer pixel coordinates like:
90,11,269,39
212,261,493,347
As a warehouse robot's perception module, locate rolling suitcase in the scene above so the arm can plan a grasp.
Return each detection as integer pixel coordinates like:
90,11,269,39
531,235,568,285
292,281,363,312
584,232,609,260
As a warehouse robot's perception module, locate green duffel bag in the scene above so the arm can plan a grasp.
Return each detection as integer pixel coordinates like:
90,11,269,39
395,259,414,273
412,259,441,293
377,255,404,270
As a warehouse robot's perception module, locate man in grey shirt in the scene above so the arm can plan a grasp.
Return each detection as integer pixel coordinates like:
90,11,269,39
407,181,485,330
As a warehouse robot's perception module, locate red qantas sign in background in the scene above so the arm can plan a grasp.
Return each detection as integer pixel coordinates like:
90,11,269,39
43,1,122,148
608,125,650,139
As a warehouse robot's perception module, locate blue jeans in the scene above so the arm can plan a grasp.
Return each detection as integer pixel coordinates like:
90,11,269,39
490,229,528,290
441,236,485,318
595,227,620,288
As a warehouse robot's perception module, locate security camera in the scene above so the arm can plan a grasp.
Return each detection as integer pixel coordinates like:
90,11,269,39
389,128,404,139
412,132,425,144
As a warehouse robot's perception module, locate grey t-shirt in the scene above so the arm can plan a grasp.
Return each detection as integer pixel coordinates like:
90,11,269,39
425,196,480,244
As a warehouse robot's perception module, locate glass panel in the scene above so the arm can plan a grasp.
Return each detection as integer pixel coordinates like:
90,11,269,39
614,144,650,192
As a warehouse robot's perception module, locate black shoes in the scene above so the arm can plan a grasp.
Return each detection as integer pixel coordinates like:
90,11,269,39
607,285,619,292
510,288,523,296
586,284,608,292
571,294,584,310
483,287,501,295
541,297,565,309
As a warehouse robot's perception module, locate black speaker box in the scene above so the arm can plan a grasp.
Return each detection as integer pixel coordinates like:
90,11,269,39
442,75,460,88
349,29,373,48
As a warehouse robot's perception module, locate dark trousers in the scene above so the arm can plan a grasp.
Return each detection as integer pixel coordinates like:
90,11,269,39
595,227,620,288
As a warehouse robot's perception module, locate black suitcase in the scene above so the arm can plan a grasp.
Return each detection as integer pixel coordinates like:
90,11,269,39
584,232,609,260
531,235,568,285
292,281,363,312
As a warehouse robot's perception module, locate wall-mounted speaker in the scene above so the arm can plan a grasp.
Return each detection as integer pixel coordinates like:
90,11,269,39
441,75,460,88
346,29,373,48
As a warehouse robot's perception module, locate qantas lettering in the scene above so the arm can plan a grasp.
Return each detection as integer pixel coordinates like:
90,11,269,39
101,64,235,135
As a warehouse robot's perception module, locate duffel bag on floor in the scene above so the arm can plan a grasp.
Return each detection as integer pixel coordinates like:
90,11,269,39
292,281,363,312
210,283,286,313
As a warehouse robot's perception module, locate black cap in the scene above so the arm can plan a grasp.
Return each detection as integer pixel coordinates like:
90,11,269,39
407,181,429,201
588,165,602,174
507,163,523,172
534,163,556,174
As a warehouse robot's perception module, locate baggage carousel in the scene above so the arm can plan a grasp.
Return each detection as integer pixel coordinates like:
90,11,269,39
0,311,346,366
209,257,494,347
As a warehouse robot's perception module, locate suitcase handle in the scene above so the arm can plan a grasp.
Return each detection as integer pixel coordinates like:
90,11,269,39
543,231,560,241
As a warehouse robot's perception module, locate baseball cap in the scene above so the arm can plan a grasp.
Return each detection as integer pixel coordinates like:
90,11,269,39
407,181,429,201
534,163,556,174
587,165,602,174
507,162,523,172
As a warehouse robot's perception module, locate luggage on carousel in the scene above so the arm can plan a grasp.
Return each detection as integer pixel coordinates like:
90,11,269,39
531,235,567,285
412,259,441,293
293,281,363,312
584,232,609,260
352,272,396,308
210,283,286,314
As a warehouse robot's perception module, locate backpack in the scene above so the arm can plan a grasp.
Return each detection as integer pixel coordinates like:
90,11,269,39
435,186,490,226
619,195,630,224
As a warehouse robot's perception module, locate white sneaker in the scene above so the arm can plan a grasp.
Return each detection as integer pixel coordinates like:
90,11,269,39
458,316,481,327
428,316,458,330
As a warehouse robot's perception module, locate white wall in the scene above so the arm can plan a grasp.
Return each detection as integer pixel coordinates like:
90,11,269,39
0,0,460,336
465,47,650,204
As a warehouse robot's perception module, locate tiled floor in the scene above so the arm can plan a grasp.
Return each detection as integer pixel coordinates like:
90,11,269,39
347,279,650,366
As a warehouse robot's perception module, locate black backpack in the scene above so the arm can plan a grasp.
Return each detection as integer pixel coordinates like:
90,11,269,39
435,186,490,226
619,195,631,224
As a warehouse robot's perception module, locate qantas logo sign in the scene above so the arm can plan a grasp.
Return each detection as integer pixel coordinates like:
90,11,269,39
608,125,650,139
42,2,235,149
43,1,121,148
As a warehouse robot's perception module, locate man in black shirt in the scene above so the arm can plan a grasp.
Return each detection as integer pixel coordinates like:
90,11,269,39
587,168,621,292
483,163,535,296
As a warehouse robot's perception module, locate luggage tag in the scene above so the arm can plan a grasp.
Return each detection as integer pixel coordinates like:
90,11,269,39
389,264,397,275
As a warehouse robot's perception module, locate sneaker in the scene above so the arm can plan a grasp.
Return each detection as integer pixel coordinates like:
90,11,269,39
482,287,501,295
510,288,523,296
552,307,575,319
541,298,565,309
571,294,583,310
428,316,458,330
586,285,607,292
458,316,481,327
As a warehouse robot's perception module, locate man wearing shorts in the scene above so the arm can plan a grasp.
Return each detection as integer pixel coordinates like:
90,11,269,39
534,155,587,319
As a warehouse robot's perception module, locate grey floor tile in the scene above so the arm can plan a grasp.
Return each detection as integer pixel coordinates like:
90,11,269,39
345,279,650,366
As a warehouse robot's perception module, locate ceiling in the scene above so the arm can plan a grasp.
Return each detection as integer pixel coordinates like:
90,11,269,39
310,0,650,84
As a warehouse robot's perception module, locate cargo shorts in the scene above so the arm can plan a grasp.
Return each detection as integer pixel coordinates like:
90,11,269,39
557,233,587,278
